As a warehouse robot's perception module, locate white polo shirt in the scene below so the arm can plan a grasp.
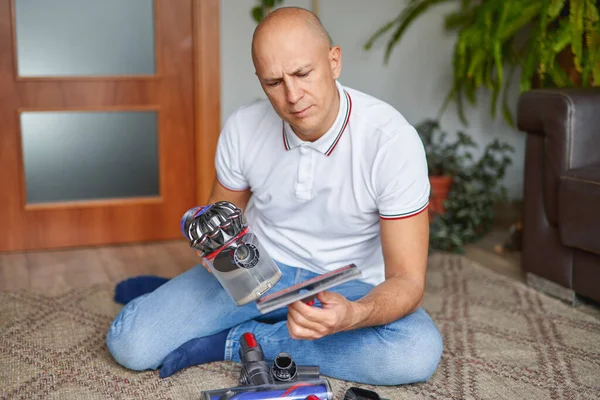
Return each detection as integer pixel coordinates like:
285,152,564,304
215,80,430,286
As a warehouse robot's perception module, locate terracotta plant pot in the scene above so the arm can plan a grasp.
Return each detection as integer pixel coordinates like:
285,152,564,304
429,175,453,220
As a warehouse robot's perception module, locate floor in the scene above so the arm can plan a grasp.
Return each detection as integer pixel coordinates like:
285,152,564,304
464,230,523,283
464,229,600,319
0,239,200,290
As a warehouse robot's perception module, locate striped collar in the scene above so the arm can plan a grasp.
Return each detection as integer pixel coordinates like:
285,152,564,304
282,84,352,156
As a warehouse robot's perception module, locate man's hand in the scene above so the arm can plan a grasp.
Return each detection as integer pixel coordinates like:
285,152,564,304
285,209,429,340
286,291,361,340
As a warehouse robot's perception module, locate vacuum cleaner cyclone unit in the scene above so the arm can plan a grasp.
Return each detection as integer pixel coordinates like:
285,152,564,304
181,201,282,306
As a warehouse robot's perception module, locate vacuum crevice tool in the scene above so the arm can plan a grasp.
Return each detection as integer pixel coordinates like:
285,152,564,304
255,264,362,314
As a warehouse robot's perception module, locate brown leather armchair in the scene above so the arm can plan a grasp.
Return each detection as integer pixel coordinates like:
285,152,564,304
517,88,600,305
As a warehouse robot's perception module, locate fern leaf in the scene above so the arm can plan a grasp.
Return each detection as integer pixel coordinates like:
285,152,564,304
490,68,500,119
493,41,504,88
383,0,450,63
363,0,426,50
463,76,477,105
593,42,600,85
570,0,585,72
444,8,476,31
586,0,600,24
520,46,538,92
467,49,486,78
456,87,468,126
498,3,542,40
552,18,572,53
494,1,510,40
582,48,593,86
475,59,485,88
583,0,599,84
501,64,518,126
548,0,567,19
502,101,514,128
363,14,405,51
548,61,573,86
455,30,470,79
539,0,552,40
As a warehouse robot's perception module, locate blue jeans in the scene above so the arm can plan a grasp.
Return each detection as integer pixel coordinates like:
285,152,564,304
106,261,443,385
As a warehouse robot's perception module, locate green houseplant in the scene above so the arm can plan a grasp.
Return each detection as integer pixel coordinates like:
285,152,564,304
415,119,514,253
417,119,477,218
365,0,600,126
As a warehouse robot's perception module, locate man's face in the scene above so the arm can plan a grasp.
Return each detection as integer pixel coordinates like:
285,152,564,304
253,30,342,139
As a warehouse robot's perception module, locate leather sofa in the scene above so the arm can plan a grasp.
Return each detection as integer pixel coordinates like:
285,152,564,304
517,88,600,305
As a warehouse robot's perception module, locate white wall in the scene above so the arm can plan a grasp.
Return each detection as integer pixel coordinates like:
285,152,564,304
220,0,526,200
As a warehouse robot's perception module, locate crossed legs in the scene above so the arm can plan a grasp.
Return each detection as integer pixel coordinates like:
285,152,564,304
106,261,443,385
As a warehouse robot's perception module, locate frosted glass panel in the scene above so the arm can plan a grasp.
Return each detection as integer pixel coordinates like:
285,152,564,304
20,111,159,204
14,0,155,77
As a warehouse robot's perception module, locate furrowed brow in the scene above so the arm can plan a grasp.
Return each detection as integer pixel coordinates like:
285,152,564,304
291,64,312,74
260,64,312,83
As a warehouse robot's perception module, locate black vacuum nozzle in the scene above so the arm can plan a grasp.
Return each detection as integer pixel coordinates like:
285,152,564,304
271,352,297,382
238,333,272,386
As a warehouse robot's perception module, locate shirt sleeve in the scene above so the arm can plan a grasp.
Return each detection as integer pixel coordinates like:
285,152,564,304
373,126,430,220
214,111,249,191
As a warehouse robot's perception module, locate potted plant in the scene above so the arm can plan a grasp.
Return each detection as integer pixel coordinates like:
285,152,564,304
415,119,477,219
364,0,600,126
415,119,514,253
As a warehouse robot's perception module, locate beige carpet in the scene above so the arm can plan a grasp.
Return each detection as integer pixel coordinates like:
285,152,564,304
1,253,599,399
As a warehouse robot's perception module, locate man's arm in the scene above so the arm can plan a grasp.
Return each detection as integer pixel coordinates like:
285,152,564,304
347,209,429,328
206,177,252,210
285,208,429,339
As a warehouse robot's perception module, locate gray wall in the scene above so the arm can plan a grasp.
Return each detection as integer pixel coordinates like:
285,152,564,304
220,0,526,200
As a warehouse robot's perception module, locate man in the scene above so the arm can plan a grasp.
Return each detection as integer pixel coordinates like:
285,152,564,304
106,7,443,386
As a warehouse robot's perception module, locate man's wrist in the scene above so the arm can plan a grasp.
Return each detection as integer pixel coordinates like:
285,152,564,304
345,300,373,331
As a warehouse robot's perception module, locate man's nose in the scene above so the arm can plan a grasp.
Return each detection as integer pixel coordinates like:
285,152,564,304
285,81,303,104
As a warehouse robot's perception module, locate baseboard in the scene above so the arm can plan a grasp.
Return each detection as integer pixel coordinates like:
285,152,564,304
526,272,579,306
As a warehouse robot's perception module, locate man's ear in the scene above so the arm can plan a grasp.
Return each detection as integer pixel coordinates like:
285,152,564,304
329,46,342,79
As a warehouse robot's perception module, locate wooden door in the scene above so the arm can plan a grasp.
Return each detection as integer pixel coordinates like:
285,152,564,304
0,0,220,253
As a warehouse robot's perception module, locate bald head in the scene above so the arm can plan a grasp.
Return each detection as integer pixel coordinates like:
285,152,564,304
252,7,331,59
250,6,342,142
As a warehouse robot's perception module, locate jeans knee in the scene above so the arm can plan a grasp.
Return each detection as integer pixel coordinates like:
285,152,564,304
106,329,152,371
365,312,444,385
407,325,444,382
105,302,162,371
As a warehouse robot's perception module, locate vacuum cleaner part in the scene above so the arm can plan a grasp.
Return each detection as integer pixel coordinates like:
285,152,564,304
201,332,331,400
201,379,333,400
180,203,282,306
255,264,362,314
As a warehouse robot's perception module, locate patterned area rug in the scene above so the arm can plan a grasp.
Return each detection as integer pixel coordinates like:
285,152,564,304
1,253,599,399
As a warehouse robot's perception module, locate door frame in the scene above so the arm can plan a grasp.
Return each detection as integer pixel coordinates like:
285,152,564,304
193,0,221,205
